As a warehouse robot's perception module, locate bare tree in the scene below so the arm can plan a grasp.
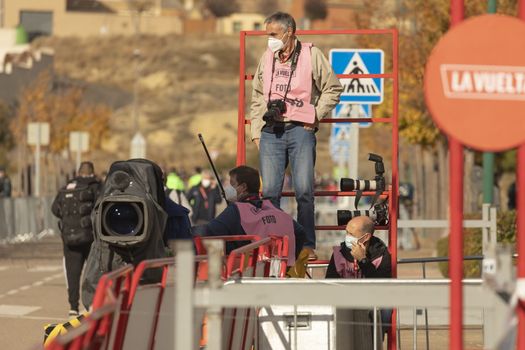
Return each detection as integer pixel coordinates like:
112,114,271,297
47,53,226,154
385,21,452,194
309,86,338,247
205,0,239,18
304,0,327,20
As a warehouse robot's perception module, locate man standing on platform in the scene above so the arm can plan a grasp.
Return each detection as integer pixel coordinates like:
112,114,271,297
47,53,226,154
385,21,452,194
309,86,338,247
249,12,342,260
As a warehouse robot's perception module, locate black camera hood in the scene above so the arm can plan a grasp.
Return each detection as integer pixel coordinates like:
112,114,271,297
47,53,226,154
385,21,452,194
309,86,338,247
93,159,167,249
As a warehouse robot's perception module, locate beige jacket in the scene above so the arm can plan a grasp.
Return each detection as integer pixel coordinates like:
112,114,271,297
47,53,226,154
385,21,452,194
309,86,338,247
249,42,343,141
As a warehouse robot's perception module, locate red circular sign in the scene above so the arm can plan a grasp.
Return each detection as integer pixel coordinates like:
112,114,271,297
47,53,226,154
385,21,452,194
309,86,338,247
425,15,525,151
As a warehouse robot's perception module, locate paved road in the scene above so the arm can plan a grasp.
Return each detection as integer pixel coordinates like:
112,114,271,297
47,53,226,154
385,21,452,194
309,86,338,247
0,238,70,349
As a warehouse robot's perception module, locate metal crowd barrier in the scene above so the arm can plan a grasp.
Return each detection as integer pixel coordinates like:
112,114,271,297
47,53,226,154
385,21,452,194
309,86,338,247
0,196,58,242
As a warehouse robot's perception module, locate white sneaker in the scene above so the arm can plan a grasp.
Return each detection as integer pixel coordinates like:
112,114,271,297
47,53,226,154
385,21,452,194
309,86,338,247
68,309,79,318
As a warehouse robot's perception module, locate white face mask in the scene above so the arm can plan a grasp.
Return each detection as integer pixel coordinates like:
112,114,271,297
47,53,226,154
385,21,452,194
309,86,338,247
224,185,237,202
268,37,284,52
201,179,211,188
267,32,289,53
345,234,367,249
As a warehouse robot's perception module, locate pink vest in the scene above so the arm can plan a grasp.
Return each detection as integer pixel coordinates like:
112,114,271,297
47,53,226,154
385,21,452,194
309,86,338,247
332,246,383,279
236,200,295,266
262,42,316,124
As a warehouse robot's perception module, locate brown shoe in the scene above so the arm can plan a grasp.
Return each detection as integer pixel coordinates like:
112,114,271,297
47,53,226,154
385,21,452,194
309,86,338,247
305,248,318,261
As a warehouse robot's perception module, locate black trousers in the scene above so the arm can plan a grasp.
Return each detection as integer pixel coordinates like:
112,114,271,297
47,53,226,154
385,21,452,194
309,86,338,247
63,243,92,311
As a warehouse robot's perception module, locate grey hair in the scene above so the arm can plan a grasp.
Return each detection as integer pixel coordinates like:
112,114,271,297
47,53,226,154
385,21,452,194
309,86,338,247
264,12,296,33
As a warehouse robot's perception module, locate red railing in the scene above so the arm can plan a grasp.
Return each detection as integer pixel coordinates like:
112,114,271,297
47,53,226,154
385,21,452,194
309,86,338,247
236,28,399,350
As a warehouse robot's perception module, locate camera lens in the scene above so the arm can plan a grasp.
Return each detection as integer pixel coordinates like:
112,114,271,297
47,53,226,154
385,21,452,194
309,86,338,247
340,178,377,191
102,202,144,236
337,210,352,226
340,178,356,191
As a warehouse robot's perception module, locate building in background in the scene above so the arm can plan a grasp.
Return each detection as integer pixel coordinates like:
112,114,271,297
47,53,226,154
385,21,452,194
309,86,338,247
1,0,183,39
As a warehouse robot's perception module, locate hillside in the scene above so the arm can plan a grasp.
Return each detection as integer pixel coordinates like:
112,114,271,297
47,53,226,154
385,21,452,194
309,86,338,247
34,33,391,178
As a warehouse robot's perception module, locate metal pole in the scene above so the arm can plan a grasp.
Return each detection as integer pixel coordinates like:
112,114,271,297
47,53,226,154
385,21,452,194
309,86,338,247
516,144,525,350
293,305,298,350
206,239,225,350
422,263,430,350
488,0,498,13
482,0,497,206
389,27,400,350
449,137,464,350
174,240,195,350
132,8,140,134
413,308,417,350
482,153,494,204
35,123,41,197
349,106,360,182
236,31,247,166
397,307,401,350
373,306,378,350
449,2,464,348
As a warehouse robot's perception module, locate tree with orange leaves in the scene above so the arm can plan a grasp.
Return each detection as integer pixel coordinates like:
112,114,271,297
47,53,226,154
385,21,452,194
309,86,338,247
11,71,111,154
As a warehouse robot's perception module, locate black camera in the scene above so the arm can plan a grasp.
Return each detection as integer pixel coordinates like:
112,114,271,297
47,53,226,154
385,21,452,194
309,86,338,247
94,160,167,247
337,202,389,226
340,153,385,192
263,99,286,128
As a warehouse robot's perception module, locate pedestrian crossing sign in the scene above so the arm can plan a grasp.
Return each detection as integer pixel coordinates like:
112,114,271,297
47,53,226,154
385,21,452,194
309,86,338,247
330,49,384,104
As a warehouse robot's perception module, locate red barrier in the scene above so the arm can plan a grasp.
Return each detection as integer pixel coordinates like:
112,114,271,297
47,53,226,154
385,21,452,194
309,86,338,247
194,235,261,280
194,235,261,255
45,303,118,350
89,265,133,350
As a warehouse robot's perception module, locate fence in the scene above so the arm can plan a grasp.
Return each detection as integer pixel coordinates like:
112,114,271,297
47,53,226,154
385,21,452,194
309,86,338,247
0,196,58,243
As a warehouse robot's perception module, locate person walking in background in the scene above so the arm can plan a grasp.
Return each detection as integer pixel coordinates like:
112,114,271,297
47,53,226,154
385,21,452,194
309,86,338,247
186,170,222,225
0,167,12,198
51,161,101,317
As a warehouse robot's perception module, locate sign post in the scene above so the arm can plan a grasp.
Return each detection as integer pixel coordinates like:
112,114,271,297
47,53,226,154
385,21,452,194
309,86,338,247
130,132,146,159
27,122,50,197
69,132,90,171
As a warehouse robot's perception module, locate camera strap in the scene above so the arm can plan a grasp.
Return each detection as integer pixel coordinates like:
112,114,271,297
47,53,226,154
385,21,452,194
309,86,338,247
267,40,303,103
354,186,382,210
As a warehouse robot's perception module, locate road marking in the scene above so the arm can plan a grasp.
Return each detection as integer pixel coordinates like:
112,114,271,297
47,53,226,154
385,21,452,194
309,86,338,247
0,273,63,299
27,266,62,272
0,313,68,321
0,305,40,316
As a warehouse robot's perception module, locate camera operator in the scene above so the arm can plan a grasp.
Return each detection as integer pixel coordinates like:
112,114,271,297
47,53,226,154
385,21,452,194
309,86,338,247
192,166,305,266
249,12,343,260
325,216,391,349
81,159,191,309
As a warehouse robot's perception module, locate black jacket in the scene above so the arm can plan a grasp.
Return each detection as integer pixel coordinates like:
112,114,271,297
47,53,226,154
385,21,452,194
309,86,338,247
325,236,391,278
186,184,222,222
52,176,102,246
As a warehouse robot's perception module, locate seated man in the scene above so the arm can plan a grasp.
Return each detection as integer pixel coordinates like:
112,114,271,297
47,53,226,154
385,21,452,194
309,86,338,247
193,165,305,266
325,216,392,349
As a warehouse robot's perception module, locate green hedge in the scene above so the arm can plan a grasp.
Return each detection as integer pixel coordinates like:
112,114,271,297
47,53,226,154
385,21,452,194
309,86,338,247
436,210,516,278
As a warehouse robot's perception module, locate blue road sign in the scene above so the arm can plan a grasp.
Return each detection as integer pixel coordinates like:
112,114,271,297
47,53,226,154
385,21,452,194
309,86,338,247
333,104,372,128
330,49,384,104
